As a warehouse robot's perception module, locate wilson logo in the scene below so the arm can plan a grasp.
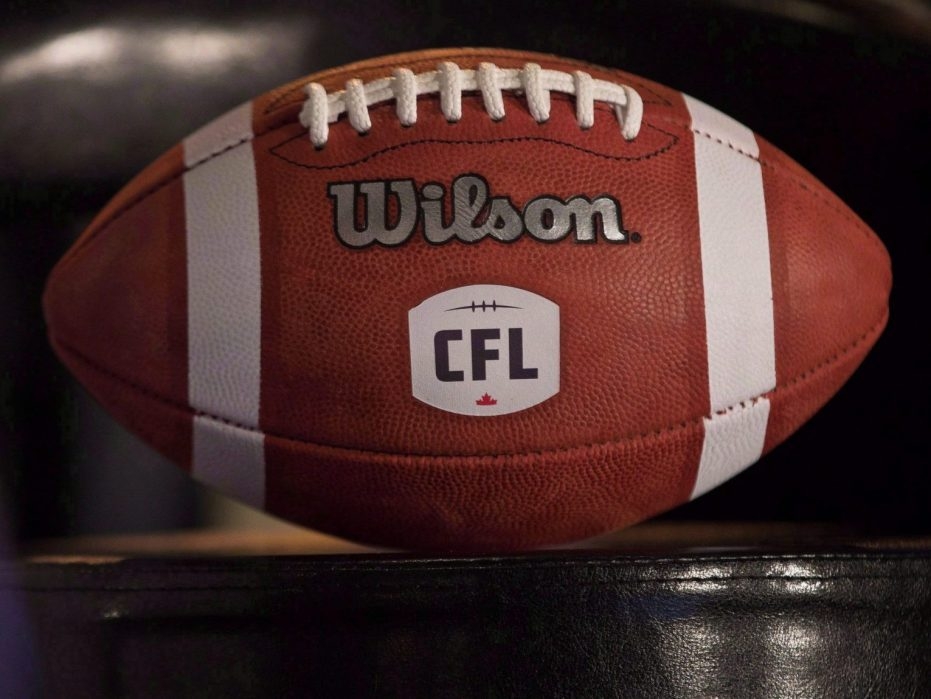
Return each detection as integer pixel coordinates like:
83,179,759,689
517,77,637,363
408,285,559,416
328,174,640,248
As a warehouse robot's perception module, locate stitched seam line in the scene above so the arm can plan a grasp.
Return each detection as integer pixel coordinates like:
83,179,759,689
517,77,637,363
185,133,254,171
49,309,887,462
680,122,882,254
269,121,679,171
51,105,670,278
54,110,887,286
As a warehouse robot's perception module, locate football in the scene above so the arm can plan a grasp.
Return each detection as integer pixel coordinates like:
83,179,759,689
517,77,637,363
43,48,891,550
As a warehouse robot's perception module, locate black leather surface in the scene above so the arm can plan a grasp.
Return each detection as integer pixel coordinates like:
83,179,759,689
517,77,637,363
6,547,931,698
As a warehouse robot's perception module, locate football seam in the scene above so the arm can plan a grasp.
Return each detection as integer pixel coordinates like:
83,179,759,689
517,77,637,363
51,108,887,282
49,308,887,462
674,124,886,259
268,121,681,170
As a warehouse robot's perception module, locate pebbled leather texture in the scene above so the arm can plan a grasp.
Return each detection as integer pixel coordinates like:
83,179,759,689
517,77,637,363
6,547,931,698
42,48,892,549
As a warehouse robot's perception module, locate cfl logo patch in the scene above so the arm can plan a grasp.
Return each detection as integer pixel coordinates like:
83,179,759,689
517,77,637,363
408,285,560,416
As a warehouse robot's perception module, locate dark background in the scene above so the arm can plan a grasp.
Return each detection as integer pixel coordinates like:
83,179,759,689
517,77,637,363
0,0,928,543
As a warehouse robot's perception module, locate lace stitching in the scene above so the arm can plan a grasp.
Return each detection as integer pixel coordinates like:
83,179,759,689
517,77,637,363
300,61,644,148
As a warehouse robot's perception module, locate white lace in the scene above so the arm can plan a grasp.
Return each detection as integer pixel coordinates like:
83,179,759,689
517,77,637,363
299,61,644,148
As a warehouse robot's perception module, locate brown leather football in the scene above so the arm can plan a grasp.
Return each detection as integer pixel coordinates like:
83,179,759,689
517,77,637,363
43,48,891,550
